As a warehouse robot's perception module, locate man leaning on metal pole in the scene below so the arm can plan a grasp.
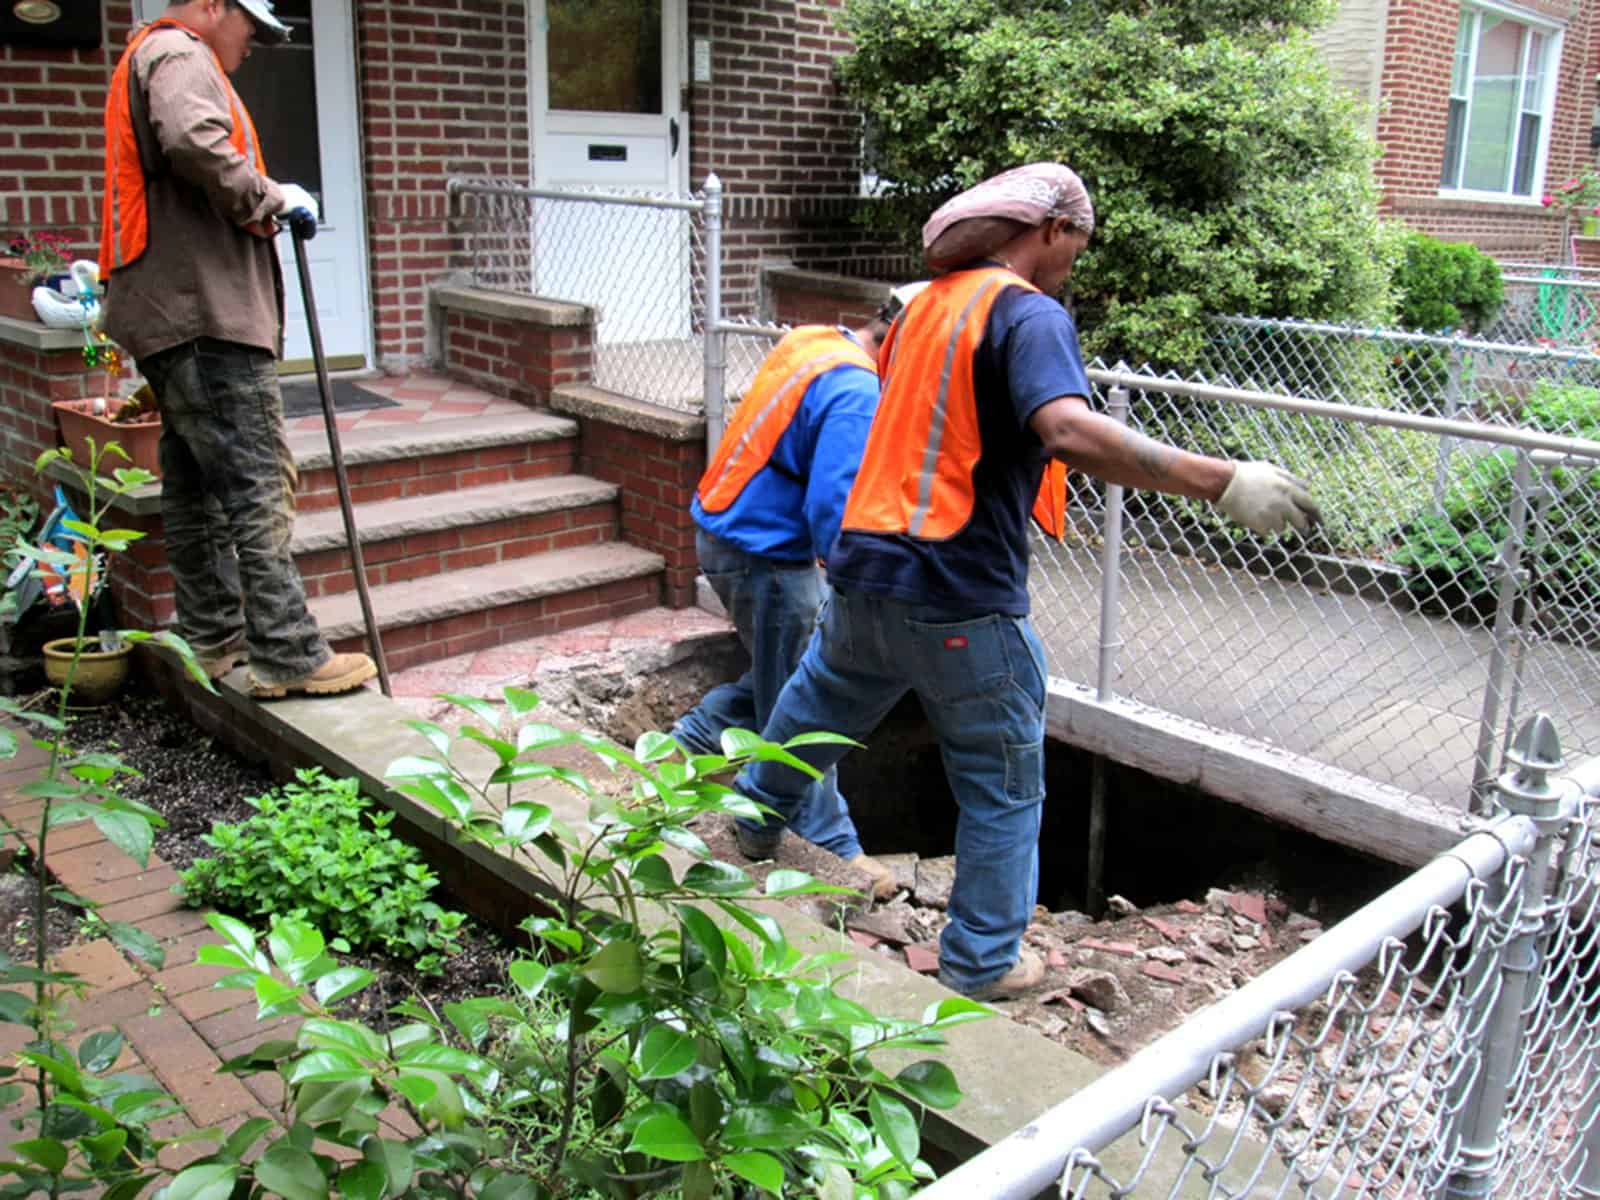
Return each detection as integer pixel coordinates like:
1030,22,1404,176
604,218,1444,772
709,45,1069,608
99,0,375,699
673,285,929,901
731,163,1321,1002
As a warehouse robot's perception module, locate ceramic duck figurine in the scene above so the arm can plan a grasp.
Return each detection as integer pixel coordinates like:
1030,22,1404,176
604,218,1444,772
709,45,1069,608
31,259,100,330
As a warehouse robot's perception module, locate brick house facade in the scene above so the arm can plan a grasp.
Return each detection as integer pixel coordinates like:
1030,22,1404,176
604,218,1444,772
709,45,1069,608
1317,0,1600,262
0,0,912,381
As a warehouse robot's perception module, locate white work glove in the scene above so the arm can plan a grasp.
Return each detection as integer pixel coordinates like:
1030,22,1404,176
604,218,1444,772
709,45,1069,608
275,183,320,223
1215,461,1321,536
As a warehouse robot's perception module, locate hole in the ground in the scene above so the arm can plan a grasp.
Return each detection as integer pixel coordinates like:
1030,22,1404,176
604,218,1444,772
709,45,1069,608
602,651,1408,924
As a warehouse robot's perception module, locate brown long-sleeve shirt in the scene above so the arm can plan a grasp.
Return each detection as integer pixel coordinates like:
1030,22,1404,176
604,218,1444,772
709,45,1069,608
101,22,287,363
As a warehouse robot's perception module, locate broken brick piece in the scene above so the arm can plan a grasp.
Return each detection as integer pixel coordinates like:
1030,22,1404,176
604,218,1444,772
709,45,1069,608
1226,892,1268,925
1143,961,1186,985
903,943,940,975
1077,938,1141,958
1144,916,1183,942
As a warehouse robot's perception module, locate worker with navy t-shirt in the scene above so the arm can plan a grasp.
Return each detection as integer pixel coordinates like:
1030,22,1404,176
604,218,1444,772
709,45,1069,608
729,163,1322,1002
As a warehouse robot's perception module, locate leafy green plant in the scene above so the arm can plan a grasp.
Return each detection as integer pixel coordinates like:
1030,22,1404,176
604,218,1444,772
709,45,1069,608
0,438,216,1200
171,689,981,1198
836,0,1393,370
179,767,467,972
1391,383,1600,616
1392,230,1503,334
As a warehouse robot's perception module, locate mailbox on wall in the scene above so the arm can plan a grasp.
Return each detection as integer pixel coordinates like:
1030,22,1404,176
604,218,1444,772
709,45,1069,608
0,0,101,50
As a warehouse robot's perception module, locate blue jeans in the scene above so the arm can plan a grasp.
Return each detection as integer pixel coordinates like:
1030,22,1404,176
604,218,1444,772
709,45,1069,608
673,528,862,859
138,338,331,685
735,586,1047,993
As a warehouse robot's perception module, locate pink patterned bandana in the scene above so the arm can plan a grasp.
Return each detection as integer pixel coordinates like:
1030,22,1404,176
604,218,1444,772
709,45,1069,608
921,163,1095,250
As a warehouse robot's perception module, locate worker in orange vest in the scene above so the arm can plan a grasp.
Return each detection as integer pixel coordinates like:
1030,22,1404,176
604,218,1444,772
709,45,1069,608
674,285,928,901
99,0,376,699
731,164,1319,1001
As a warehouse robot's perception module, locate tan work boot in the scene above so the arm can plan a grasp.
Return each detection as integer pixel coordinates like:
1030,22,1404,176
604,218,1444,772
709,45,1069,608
198,647,247,680
849,853,898,902
948,947,1046,1002
249,652,377,699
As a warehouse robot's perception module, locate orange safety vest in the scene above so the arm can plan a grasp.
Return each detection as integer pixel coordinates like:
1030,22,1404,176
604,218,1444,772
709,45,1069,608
697,325,877,512
841,268,1068,542
100,18,270,276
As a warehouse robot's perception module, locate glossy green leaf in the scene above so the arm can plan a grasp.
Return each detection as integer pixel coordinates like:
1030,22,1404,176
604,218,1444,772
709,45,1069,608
507,959,548,1000
682,861,751,896
440,693,502,728
76,1029,123,1073
287,1049,368,1084
580,938,643,995
92,810,153,866
313,966,375,1005
722,1104,816,1150
764,868,852,897
869,1089,919,1167
11,1137,67,1173
625,1112,704,1162
630,853,675,892
635,1025,695,1081
336,1161,385,1200
894,1060,961,1109
723,1150,786,1196
385,755,450,780
477,1171,549,1200
298,1019,384,1062
163,1161,240,1200
676,904,726,975
923,996,993,1029
500,803,552,844
362,1137,413,1196
104,920,164,968
254,1143,329,1200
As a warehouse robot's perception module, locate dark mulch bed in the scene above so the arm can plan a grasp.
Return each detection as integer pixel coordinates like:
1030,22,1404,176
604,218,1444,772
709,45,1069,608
64,694,518,1029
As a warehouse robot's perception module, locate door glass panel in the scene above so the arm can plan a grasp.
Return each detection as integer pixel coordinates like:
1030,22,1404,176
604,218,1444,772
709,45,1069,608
231,0,322,204
547,0,661,115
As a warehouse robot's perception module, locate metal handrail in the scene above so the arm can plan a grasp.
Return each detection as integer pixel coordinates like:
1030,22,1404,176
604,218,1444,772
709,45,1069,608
444,177,708,214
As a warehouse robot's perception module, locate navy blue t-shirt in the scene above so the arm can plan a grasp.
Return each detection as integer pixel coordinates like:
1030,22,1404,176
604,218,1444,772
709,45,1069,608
827,281,1091,616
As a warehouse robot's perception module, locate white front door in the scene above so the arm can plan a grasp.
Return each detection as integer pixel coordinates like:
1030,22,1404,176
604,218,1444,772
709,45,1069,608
530,0,690,343
134,0,371,373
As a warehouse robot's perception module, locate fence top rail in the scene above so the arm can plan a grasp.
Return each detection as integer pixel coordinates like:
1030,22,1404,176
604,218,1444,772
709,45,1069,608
1500,260,1600,276
715,319,789,339
445,176,706,214
915,814,1541,1200
1213,313,1600,364
1501,273,1600,290
1090,364,1600,462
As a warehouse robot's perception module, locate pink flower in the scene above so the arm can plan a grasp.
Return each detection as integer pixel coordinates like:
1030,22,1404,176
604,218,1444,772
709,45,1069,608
1543,194,1556,206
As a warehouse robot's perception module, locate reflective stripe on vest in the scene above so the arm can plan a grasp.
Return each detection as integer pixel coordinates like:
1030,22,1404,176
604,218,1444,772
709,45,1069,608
100,19,268,276
842,267,1067,542
697,326,876,513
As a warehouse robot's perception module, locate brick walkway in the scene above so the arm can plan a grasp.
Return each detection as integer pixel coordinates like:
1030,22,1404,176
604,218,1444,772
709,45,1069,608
0,722,421,1175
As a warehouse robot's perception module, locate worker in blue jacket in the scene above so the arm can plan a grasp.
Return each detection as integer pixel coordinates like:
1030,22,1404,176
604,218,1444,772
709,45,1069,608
673,283,928,899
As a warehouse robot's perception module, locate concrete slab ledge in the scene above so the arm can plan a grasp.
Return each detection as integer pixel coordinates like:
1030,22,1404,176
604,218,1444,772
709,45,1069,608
137,645,1210,1182
551,383,704,442
432,286,596,328
763,265,892,306
0,314,83,351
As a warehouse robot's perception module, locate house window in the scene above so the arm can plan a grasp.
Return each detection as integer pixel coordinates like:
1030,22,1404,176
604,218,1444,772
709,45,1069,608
1440,4,1560,198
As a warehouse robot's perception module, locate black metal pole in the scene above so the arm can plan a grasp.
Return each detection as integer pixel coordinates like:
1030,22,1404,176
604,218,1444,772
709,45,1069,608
285,213,391,696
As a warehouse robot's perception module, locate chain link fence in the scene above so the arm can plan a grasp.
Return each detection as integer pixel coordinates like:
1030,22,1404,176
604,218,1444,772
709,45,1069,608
446,176,709,410
716,319,1600,814
1487,262,1600,352
920,722,1600,1200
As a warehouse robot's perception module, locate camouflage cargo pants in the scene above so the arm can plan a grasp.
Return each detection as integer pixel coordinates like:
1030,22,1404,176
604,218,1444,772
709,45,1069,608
137,337,330,685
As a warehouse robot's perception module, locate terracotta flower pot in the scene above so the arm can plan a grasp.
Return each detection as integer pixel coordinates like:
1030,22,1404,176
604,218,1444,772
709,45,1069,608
42,636,133,706
0,257,39,324
52,397,162,477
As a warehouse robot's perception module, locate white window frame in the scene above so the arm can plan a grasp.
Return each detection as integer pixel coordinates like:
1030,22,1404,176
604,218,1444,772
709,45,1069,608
1438,0,1563,204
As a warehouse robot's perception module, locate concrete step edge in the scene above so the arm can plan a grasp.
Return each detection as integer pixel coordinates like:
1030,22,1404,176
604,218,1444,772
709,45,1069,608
309,542,665,641
291,474,620,554
289,410,580,471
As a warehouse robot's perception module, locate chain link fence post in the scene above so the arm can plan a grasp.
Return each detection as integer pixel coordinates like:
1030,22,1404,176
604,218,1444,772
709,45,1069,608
1086,384,1131,918
1469,451,1536,814
1445,714,1578,1199
701,172,724,455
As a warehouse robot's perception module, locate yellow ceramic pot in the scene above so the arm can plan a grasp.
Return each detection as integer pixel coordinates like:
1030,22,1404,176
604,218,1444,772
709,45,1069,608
42,637,132,706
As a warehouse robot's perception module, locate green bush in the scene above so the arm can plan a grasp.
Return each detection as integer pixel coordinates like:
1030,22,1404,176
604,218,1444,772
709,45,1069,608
1391,383,1600,615
179,767,466,970
836,0,1393,370
1392,230,1503,333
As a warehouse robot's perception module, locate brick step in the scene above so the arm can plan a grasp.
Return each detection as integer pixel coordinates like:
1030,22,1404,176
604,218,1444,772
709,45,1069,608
286,410,580,512
290,475,620,599
310,542,665,673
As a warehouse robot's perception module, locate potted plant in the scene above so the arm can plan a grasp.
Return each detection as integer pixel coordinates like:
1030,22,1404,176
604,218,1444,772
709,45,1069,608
1542,170,1600,239
51,332,163,478
1,230,73,323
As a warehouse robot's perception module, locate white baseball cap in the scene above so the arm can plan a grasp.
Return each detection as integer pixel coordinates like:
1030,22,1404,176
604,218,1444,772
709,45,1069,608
236,0,291,43
881,280,930,322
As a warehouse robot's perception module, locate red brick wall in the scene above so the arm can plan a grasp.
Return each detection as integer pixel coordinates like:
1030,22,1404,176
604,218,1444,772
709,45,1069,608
0,338,105,500
1377,0,1600,261
577,424,700,608
0,2,129,273
356,2,531,372
687,0,917,315
441,309,594,406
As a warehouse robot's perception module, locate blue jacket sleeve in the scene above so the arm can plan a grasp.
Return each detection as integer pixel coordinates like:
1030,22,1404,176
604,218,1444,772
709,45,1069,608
772,362,880,561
